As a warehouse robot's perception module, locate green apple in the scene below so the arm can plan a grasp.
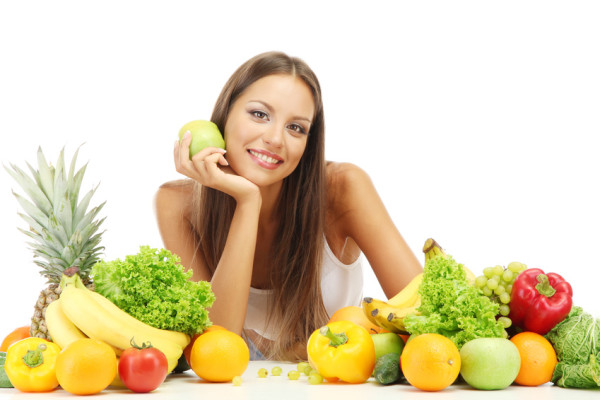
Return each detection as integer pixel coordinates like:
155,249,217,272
371,333,405,360
178,120,225,159
459,338,521,390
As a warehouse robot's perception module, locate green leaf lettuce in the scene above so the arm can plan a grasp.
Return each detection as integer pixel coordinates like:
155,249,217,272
403,255,505,349
91,246,215,335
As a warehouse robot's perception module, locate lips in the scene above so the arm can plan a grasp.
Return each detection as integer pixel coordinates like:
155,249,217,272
247,149,283,169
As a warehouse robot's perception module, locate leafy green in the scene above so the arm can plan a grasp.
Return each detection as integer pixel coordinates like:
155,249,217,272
403,255,505,349
91,246,215,335
545,306,600,388
0,351,14,388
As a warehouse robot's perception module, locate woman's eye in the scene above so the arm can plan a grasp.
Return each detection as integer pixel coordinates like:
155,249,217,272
251,110,268,120
288,124,307,134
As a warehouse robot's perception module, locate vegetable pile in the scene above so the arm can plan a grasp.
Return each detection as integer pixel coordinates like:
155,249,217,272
403,254,506,349
91,246,215,335
545,306,600,388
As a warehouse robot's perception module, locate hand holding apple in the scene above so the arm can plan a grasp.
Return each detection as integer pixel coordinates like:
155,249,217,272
178,120,225,159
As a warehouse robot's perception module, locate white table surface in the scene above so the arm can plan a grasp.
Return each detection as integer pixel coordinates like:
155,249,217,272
2,360,598,400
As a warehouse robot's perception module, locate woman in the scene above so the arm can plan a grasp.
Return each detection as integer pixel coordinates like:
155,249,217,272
155,51,422,361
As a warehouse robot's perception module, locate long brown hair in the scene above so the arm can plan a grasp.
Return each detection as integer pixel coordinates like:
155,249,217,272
192,51,328,360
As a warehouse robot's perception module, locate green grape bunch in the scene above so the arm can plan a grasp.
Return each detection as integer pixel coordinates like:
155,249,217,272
474,262,528,329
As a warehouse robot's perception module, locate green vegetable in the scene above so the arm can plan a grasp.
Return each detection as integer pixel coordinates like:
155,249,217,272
545,306,600,388
403,255,505,349
0,351,14,388
91,246,215,335
373,352,402,385
172,354,190,373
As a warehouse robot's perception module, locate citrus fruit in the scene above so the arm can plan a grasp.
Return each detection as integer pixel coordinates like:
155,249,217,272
459,337,521,390
183,325,227,366
0,326,30,352
329,306,385,334
189,329,249,382
55,338,117,395
510,331,557,386
400,333,461,391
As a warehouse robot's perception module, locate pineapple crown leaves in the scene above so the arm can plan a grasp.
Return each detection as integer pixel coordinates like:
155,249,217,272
4,145,107,283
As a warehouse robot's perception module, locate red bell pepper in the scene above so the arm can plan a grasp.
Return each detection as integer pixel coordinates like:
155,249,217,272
509,268,573,335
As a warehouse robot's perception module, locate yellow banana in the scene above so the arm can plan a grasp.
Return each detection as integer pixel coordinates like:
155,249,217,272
423,238,446,261
362,268,424,331
362,297,420,334
81,285,190,349
60,281,183,372
386,305,421,334
45,299,88,349
386,273,423,307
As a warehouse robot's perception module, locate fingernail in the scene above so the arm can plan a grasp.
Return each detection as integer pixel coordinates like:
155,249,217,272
183,131,191,139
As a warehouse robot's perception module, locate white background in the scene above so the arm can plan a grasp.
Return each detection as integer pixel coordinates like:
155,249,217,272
1,1,599,340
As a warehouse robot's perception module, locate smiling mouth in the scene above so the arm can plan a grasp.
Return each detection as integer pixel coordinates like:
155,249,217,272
248,149,283,165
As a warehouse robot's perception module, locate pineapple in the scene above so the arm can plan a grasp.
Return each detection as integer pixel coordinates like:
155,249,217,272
5,146,106,339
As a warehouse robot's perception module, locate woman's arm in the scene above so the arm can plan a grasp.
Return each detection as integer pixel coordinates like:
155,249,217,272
328,163,423,298
153,136,263,335
154,181,207,282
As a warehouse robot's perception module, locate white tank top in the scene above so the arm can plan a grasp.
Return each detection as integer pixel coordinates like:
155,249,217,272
243,239,364,340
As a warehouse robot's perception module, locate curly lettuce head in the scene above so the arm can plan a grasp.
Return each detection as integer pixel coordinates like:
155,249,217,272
404,255,505,349
92,246,215,335
545,306,600,388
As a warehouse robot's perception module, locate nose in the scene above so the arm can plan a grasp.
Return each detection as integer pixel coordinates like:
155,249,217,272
262,123,284,148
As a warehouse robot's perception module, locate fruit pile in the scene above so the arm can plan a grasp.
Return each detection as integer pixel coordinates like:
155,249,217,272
2,146,597,394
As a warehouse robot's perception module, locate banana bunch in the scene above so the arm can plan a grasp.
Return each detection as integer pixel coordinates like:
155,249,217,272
362,238,475,334
362,272,423,334
46,270,190,373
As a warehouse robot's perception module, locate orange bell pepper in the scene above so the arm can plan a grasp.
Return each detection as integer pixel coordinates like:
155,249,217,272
307,320,375,383
4,337,61,392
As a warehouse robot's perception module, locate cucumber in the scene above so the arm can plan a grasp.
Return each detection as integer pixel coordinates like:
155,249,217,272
171,353,190,373
0,352,14,388
373,352,402,385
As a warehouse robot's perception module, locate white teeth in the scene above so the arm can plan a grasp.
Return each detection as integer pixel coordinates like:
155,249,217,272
249,150,279,164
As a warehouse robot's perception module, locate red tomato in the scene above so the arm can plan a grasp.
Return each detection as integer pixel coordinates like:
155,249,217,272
118,344,168,393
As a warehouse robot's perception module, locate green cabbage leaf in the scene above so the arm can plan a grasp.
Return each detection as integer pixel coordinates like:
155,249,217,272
545,306,600,388
403,255,505,349
91,245,215,335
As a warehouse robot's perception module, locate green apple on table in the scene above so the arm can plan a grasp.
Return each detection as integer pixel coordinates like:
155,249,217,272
459,337,521,390
178,120,225,159
371,333,405,360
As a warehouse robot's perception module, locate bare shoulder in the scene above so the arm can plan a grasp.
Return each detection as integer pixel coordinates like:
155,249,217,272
326,162,374,207
155,179,195,218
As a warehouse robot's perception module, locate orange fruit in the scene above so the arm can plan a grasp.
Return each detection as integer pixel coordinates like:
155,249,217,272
190,329,249,382
400,333,461,391
55,338,117,395
510,331,557,386
184,325,227,366
0,326,31,352
329,306,386,334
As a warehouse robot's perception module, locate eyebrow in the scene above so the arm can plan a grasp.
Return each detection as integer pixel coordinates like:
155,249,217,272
249,99,313,124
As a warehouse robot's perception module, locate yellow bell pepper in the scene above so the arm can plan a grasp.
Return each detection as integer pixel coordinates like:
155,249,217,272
4,337,61,392
307,320,375,383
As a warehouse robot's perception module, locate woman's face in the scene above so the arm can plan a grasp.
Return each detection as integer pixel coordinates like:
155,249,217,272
223,74,315,189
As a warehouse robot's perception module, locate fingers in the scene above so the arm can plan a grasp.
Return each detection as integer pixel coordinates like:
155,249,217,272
174,131,228,183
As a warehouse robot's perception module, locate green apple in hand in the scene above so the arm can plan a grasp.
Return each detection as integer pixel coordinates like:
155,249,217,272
178,120,225,159
371,333,405,360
